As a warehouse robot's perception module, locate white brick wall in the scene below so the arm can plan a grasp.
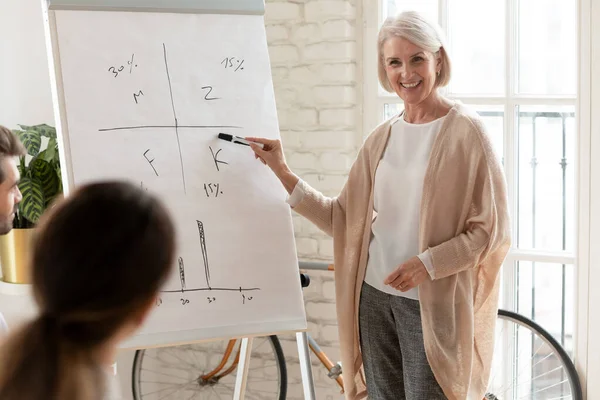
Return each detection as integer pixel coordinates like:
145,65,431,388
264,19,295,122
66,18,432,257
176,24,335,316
265,0,361,398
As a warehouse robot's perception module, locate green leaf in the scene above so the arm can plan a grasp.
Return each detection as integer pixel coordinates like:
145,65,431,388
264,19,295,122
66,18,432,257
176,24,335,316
18,176,45,223
31,158,60,208
13,129,41,157
43,138,58,162
18,124,56,138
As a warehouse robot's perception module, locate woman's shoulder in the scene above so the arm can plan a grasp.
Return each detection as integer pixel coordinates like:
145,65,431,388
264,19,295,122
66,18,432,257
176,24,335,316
447,102,488,135
445,102,495,151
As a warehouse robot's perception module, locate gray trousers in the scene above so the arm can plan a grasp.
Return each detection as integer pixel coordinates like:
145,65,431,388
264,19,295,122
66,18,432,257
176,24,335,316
359,282,447,400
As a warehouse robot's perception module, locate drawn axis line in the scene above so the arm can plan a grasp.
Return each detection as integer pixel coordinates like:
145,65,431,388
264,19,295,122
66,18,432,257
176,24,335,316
161,287,261,294
98,125,243,132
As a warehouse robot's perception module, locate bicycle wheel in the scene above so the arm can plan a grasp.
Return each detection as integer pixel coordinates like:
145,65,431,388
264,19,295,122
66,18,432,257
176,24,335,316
486,309,582,400
132,335,287,400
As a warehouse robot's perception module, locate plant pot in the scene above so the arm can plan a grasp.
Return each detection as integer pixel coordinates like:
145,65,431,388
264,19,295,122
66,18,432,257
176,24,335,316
0,228,35,284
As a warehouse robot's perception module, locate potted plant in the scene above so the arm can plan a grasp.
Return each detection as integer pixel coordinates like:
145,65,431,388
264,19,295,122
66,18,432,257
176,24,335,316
0,124,62,284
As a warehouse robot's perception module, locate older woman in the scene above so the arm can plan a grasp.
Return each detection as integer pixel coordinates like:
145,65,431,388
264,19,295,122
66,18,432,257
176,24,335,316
249,11,510,400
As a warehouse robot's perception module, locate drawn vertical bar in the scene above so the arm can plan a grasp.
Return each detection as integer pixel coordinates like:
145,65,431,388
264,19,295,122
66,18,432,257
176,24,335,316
197,220,211,288
178,257,185,292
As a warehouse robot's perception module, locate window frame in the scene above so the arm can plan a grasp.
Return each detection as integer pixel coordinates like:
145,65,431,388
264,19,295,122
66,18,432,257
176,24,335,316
580,0,599,397
362,0,594,394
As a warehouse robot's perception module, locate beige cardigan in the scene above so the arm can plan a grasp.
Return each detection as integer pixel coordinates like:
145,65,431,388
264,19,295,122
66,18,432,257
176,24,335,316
293,103,511,400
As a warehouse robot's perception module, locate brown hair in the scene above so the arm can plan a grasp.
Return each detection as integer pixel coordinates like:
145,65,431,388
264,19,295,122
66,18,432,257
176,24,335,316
0,181,176,400
0,125,26,182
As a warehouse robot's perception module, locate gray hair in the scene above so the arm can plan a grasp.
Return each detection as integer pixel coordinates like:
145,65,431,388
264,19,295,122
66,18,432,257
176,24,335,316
377,11,452,92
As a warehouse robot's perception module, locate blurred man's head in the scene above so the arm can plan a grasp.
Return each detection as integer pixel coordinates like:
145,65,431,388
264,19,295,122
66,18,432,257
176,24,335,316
0,126,25,234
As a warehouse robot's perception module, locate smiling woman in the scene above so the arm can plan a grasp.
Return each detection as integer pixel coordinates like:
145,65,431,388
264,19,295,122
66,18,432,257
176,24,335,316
247,10,510,400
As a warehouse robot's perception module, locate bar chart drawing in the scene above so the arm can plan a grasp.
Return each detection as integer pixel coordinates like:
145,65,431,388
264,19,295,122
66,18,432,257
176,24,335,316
161,220,260,298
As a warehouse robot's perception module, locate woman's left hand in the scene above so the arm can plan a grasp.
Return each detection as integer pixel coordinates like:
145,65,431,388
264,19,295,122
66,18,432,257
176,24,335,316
384,256,429,292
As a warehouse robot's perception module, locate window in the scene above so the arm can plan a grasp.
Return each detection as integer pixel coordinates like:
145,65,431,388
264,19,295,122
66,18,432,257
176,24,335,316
367,0,578,358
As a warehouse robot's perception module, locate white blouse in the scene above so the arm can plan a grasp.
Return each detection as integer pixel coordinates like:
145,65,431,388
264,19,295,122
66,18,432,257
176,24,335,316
364,115,445,300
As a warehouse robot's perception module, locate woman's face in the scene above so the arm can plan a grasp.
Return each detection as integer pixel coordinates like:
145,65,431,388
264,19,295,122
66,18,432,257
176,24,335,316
382,37,440,106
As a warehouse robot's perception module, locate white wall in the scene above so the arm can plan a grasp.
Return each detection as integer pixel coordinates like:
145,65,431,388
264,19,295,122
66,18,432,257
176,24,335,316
0,0,54,129
0,0,361,399
0,0,54,328
264,0,361,398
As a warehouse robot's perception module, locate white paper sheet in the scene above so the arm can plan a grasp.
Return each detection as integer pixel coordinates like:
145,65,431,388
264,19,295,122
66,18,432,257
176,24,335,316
52,10,306,348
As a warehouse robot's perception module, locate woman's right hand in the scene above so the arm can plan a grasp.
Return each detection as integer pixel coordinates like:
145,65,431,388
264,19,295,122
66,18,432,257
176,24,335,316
246,137,299,194
246,137,288,176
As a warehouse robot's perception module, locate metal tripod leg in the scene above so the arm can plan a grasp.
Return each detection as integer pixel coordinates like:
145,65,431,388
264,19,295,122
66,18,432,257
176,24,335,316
233,337,253,400
297,331,316,400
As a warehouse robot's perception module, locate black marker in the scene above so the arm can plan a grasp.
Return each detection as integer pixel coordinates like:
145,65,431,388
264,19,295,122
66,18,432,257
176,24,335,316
218,133,264,149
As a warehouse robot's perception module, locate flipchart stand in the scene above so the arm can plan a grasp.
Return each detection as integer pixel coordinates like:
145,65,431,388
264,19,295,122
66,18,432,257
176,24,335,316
234,334,317,400
235,271,316,399
42,0,318,397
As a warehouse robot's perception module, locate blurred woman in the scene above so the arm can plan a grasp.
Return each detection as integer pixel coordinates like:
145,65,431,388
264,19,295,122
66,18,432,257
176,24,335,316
0,181,176,400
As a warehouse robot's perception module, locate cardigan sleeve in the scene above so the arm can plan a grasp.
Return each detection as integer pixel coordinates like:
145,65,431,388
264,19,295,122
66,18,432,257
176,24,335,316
291,141,372,237
428,131,511,280
289,181,340,237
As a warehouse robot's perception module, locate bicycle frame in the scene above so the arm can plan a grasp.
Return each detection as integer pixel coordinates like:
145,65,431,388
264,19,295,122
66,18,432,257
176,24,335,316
299,261,344,392
198,339,241,384
307,334,345,392
195,335,345,392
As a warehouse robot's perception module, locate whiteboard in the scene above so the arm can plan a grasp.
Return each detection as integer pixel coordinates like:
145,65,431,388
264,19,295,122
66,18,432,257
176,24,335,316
44,3,306,349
